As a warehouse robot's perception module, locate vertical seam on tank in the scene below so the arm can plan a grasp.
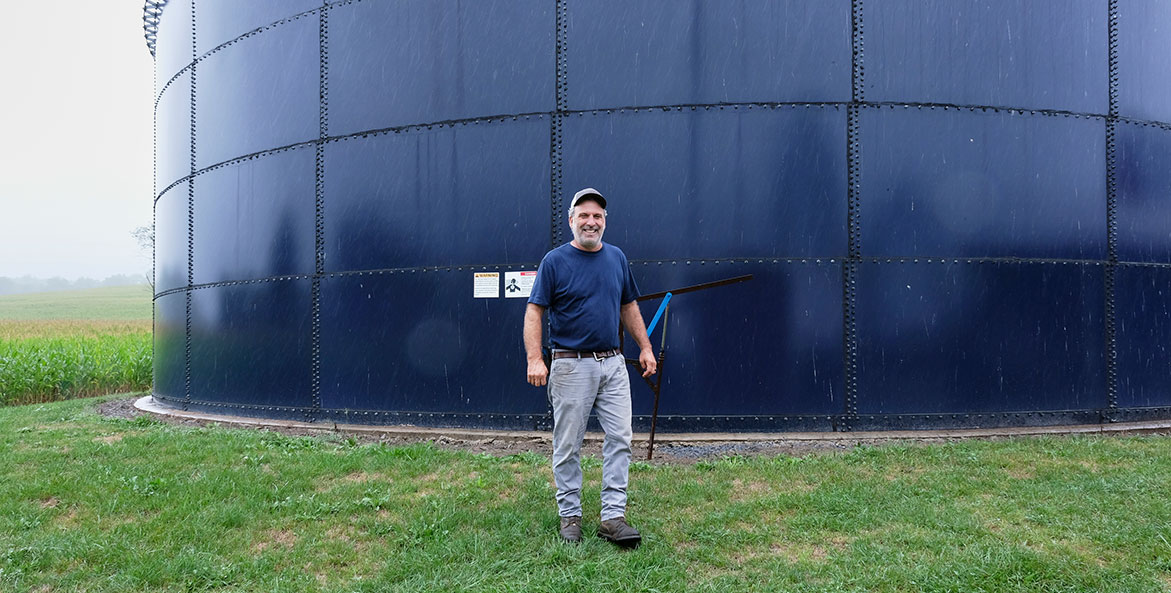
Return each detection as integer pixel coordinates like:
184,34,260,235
152,62,158,399
185,0,197,411
1104,0,1120,413
541,0,569,430
842,0,865,430
309,2,330,422
551,0,568,248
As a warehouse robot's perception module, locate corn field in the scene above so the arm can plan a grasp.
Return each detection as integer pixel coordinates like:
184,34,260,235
0,320,151,406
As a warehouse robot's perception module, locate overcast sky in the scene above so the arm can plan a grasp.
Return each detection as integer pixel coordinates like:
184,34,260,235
0,1,154,280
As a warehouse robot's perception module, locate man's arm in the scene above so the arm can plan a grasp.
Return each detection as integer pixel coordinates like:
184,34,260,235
524,303,548,386
620,301,657,378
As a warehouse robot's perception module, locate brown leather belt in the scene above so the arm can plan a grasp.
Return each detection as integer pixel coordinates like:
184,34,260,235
552,348,621,361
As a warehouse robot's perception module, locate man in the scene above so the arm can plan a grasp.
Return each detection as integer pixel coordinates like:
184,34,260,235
524,187,657,547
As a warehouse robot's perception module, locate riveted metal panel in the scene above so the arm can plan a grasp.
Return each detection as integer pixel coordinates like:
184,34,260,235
856,261,1106,415
861,107,1107,260
1116,122,1171,264
156,72,191,193
1115,264,1171,408
189,280,314,408
192,147,316,285
562,107,848,261
326,0,555,136
566,0,851,110
323,118,551,273
1117,0,1171,122
155,183,190,293
867,0,1107,114
153,292,187,401
196,15,318,168
195,0,322,56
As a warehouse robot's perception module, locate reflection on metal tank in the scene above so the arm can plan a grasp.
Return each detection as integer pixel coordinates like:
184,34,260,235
146,0,1171,431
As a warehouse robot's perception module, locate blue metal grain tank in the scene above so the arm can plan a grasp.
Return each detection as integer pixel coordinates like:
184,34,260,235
146,0,1171,431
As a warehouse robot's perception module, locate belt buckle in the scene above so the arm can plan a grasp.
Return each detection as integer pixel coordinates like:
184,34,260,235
593,350,604,361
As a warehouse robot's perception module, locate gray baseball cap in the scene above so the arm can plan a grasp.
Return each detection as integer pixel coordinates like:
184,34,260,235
570,187,607,210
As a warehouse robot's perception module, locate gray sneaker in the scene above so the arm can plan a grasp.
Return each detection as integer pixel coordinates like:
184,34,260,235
559,516,582,543
597,516,641,547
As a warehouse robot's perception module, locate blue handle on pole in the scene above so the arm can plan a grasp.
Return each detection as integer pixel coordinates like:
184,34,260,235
646,292,672,335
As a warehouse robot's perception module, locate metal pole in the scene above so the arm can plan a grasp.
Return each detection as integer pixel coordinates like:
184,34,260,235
646,304,669,460
625,274,752,459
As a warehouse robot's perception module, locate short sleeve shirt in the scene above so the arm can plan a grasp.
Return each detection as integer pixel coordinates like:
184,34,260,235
528,242,640,352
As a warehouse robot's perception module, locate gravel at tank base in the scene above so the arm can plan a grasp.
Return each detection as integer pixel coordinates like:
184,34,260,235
656,440,853,459
97,396,143,420
95,396,872,463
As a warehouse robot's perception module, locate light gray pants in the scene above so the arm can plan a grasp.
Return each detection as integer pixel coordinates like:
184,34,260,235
548,354,633,521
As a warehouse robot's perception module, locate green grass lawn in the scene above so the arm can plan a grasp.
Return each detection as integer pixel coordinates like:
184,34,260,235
0,285,152,405
2,396,1169,592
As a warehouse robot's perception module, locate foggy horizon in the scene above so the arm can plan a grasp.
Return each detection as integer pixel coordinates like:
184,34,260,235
0,2,154,282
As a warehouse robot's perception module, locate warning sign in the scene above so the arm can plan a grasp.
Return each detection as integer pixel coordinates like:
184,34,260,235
504,271,537,298
473,272,499,298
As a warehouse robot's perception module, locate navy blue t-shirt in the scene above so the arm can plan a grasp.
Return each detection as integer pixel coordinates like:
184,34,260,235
528,242,640,352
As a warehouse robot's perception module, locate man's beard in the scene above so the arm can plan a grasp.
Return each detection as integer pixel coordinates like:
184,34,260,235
572,223,604,249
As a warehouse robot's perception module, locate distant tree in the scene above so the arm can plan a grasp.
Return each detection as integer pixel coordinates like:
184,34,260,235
12,275,46,294
44,277,71,291
101,274,144,287
131,224,155,290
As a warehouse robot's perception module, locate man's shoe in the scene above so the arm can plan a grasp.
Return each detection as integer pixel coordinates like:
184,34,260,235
559,516,582,543
597,517,641,547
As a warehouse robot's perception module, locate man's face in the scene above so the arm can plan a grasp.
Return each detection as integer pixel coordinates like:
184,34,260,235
570,200,606,250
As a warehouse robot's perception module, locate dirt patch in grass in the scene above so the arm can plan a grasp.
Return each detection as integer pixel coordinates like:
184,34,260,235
1071,458,1133,474
730,479,771,496
768,541,828,563
735,535,849,564
325,525,359,546
885,466,926,481
315,471,386,493
39,496,60,508
93,433,124,444
731,478,817,500
254,528,298,553
34,422,90,432
1069,541,1112,568
54,508,79,527
1005,466,1035,480
402,468,481,493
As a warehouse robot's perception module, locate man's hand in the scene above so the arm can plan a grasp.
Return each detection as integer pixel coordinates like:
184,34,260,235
638,348,657,378
527,358,549,387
